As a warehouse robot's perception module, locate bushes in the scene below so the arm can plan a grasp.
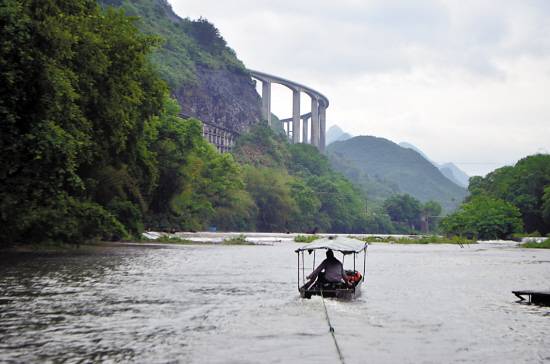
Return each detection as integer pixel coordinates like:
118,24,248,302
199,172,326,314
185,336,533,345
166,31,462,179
468,154,550,234
20,196,128,244
441,196,523,240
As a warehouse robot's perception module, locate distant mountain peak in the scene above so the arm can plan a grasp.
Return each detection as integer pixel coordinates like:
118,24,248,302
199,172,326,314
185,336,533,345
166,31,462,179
327,125,352,145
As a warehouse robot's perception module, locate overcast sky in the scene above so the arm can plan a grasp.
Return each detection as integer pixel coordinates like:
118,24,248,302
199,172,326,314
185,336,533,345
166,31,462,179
170,0,550,176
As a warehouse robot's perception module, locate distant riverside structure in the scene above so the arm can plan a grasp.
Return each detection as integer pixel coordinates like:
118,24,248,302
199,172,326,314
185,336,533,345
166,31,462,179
249,69,330,152
202,121,237,154
180,112,238,153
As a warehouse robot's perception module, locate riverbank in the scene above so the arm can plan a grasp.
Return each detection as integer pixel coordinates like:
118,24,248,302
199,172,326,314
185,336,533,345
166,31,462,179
5,231,548,253
520,238,550,249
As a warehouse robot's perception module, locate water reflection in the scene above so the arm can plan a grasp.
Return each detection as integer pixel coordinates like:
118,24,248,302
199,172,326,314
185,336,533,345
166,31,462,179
0,242,549,363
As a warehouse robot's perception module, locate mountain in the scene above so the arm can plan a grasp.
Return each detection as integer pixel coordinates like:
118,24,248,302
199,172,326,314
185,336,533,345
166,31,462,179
439,163,470,188
328,136,468,212
326,125,352,145
99,0,262,132
399,142,469,188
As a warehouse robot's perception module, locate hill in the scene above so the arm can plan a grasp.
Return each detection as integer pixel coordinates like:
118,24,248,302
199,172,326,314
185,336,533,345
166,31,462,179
328,136,468,212
399,142,469,188
99,0,262,132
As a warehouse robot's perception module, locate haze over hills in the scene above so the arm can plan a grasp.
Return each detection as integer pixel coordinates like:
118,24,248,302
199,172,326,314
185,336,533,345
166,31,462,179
327,125,353,145
328,136,468,212
399,142,470,188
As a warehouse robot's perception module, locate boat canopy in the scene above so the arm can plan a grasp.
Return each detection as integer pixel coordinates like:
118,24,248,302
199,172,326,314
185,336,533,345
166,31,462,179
295,236,367,254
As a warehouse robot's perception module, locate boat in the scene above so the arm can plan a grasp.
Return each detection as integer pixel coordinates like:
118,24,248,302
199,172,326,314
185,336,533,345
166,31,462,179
295,236,367,300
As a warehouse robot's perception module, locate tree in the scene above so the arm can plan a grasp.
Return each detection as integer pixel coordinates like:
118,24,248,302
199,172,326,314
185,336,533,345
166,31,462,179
441,196,523,239
0,0,166,243
364,212,395,234
421,200,442,233
383,194,422,231
542,185,550,227
243,167,297,232
466,154,550,234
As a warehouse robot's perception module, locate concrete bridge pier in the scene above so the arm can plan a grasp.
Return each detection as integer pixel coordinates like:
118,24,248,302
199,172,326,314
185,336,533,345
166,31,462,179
292,89,301,144
310,97,319,148
302,116,309,144
261,80,272,125
319,103,326,153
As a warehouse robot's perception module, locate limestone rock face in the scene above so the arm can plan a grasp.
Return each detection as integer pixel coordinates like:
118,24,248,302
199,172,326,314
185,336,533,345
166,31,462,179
98,0,263,134
174,65,262,133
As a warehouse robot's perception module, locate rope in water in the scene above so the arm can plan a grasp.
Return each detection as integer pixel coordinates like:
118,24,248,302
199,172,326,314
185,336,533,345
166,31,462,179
320,290,346,364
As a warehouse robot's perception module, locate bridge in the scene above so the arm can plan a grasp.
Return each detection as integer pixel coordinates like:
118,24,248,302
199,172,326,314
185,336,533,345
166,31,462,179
189,70,329,153
249,70,329,152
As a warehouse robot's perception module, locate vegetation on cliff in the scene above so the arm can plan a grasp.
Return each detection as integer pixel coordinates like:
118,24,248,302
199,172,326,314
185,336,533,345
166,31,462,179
98,0,244,88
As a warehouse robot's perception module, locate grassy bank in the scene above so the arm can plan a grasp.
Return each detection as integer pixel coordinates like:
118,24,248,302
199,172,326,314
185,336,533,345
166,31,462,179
293,234,475,245
520,239,550,249
357,235,476,245
294,235,320,243
221,235,254,245
139,234,254,246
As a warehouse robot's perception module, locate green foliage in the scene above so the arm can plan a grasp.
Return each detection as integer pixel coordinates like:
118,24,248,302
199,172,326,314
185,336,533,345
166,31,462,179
383,194,422,231
441,196,523,240
542,186,550,226
232,124,369,233
233,123,291,169
467,154,550,234
363,212,396,234
19,196,128,244
288,143,332,176
380,195,442,233
99,0,245,88
0,0,165,244
106,198,144,237
146,97,252,232
222,234,253,245
358,235,475,245
520,239,550,249
294,235,320,243
242,166,297,232
145,235,195,244
288,178,322,232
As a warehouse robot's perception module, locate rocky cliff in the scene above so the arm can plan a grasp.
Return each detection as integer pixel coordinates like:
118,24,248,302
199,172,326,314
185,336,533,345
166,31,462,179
174,66,262,133
99,0,262,132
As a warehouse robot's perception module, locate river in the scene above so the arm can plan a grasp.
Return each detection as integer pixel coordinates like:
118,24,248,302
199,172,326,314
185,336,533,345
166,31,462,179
0,238,549,363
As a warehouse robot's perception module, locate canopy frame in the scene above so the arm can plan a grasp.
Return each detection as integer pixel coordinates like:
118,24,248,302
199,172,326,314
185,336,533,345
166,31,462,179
296,237,368,289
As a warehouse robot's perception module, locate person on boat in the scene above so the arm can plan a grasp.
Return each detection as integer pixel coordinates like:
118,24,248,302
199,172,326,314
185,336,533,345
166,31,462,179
307,249,349,285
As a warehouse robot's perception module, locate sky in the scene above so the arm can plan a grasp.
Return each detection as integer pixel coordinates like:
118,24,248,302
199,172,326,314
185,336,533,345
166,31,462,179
169,0,550,176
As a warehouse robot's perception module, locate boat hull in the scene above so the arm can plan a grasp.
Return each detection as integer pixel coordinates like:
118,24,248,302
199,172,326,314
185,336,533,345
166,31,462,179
300,279,363,300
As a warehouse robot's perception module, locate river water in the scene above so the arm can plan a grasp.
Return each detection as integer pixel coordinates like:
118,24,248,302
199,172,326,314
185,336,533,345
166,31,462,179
0,239,549,363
